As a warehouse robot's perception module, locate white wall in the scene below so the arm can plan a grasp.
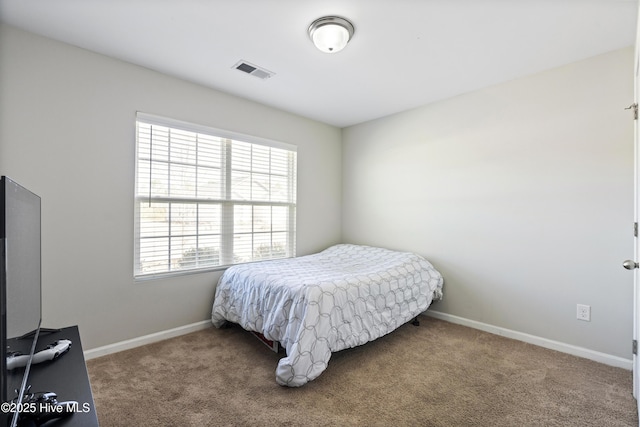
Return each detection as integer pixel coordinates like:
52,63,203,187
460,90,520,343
0,25,342,349
342,48,635,359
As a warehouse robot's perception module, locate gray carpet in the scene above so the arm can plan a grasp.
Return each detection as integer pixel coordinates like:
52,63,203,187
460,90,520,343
87,316,638,426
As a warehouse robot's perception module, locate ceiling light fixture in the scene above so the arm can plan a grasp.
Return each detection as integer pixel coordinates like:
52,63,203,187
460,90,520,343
308,16,355,53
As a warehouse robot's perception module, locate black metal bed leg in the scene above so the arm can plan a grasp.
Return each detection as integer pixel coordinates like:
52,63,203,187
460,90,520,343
411,317,420,326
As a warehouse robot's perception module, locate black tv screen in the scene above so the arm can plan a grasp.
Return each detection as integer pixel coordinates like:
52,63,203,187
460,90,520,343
0,176,42,427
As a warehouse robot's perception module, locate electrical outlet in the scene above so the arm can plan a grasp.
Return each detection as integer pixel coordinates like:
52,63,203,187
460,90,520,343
577,304,591,321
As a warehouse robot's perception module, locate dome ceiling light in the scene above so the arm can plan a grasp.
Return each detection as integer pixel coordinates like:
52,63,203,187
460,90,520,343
308,16,355,53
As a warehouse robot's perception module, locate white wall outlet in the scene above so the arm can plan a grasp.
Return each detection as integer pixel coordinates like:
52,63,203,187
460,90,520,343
577,304,591,321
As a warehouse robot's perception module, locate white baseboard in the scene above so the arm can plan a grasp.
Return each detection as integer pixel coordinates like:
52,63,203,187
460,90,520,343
84,313,633,371
425,310,633,371
83,320,212,360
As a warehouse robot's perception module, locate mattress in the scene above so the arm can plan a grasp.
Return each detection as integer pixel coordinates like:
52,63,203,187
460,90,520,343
211,244,443,386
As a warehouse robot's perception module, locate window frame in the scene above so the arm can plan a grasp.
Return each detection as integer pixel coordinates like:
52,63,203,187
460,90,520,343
133,112,297,280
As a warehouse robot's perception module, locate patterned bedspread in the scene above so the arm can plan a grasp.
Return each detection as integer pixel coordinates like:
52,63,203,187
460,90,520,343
211,244,444,386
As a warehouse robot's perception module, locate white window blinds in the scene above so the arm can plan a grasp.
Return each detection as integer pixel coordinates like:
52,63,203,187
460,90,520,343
134,113,297,279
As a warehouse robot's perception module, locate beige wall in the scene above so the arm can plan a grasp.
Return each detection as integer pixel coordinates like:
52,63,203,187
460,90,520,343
1,22,634,361
342,47,635,359
0,25,342,349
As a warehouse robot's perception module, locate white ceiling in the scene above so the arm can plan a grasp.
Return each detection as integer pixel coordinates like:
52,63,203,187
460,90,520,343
0,0,637,128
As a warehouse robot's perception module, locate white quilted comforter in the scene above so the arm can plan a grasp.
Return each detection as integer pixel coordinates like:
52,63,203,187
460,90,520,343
211,244,444,387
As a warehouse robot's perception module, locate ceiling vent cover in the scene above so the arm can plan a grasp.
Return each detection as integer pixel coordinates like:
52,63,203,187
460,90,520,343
233,60,275,80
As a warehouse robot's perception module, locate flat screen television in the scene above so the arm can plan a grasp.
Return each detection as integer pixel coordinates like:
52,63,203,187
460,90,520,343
0,176,42,427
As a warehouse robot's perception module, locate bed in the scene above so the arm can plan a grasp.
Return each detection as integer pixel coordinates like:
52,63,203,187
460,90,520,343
211,244,444,387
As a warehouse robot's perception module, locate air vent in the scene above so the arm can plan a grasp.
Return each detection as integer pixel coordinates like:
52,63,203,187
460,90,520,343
233,60,275,80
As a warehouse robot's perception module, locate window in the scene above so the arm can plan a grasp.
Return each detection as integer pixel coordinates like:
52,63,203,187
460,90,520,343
134,113,297,279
